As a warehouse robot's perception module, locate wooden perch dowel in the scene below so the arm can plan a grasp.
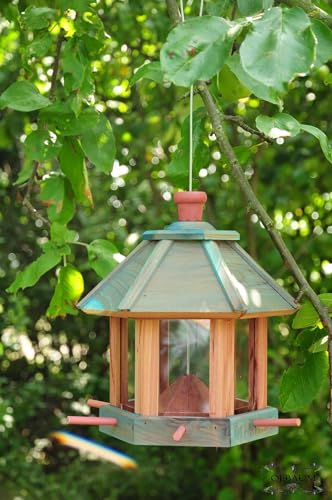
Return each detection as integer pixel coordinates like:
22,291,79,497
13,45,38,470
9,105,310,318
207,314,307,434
87,399,108,409
67,416,118,426
173,425,186,441
253,418,301,427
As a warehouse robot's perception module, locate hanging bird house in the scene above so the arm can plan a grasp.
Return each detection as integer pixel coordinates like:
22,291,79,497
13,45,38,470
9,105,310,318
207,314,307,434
68,192,301,447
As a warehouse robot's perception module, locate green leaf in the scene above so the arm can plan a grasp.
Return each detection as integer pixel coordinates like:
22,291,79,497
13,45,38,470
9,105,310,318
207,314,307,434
59,138,93,206
0,81,50,112
87,239,118,278
207,0,232,16
6,246,62,294
217,65,251,103
130,62,164,85
227,55,283,107
47,265,84,318
24,130,62,162
292,294,332,329
81,114,116,173
168,108,209,189
40,174,74,225
55,107,100,136
13,162,34,186
237,0,273,16
256,113,301,138
300,124,332,163
62,39,87,93
50,222,77,247
311,19,332,67
256,113,332,162
295,328,327,351
26,31,53,59
240,7,315,91
21,6,56,30
160,16,239,87
280,352,328,411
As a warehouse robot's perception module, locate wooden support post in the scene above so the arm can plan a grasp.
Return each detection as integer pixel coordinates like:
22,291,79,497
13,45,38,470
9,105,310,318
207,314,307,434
120,318,128,404
159,320,169,393
135,319,160,416
209,319,235,417
249,317,268,410
109,317,128,406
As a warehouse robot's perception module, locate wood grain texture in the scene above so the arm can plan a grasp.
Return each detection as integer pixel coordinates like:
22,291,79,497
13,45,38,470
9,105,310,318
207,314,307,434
135,319,160,416
100,404,278,447
159,320,169,393
209,319,235,417
109,317,121,406
120,318,128,404
249,318,268,411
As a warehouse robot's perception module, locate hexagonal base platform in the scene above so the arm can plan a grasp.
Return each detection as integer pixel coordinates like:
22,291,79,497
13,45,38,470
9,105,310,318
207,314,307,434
99,405,278,447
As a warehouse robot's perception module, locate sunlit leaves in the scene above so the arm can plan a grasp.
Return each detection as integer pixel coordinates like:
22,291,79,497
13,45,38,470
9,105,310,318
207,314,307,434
256,113,332,162
21,6,56,30
6,245,62,294
24,130,62,162
280,352,328,411
87,239,118,278
160,16,239,87
0,81,50,112
81,114,116,173
227,55,283,107
240,7,315,91
292,294,332,329
47,265,84,318
168,107,209,189
130,62,164,85
59,138,93,206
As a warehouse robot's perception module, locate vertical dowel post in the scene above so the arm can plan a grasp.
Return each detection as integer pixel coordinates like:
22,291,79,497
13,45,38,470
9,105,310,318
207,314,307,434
120,318,128,404
109,317,128,406
209,319,235,417
159,320,169,393
249,317,268,410
135,319,160,416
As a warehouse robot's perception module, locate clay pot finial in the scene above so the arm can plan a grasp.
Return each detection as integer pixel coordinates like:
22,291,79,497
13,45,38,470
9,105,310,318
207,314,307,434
174,191,207,221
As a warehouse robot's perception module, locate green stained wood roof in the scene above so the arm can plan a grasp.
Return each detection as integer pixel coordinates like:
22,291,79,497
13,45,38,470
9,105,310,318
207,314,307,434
78,222,298,317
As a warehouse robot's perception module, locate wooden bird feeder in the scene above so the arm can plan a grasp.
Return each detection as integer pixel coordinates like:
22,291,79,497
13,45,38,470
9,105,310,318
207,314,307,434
69,191,301,447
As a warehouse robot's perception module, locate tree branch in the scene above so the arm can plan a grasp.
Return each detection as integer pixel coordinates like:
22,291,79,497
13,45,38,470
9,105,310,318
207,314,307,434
223,114,273,143
165,0,332,425
281,0,332,28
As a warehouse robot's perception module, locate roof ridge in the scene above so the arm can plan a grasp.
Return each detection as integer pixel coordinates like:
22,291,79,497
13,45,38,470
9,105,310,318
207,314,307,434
118,239,173,311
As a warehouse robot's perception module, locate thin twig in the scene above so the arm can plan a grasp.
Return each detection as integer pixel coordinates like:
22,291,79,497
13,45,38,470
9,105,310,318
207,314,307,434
222,114,273,143
50,33,64,99
166,0,332,426
22,198,50,226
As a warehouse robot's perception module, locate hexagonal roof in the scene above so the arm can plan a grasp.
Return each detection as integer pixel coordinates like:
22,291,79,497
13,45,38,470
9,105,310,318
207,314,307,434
78,221,297,318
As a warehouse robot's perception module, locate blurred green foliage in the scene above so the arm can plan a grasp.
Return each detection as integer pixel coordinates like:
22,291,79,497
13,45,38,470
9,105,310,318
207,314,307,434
0,0,332,498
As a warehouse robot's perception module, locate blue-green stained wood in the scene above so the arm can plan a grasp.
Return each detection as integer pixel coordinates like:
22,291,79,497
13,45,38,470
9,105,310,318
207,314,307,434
99,405,279,447
229,407,279,446
143,221,240,241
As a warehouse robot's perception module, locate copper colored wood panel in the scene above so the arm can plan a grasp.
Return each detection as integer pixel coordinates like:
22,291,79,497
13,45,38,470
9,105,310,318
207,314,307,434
249,318,268,410
209,319,235,417
159,320,169,393
135,319,160,416
120,318,128,404
109,317,121,406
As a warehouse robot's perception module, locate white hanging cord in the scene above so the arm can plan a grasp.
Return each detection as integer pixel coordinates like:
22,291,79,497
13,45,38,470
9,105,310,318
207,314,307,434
180,0,185,21
199,0,204,17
